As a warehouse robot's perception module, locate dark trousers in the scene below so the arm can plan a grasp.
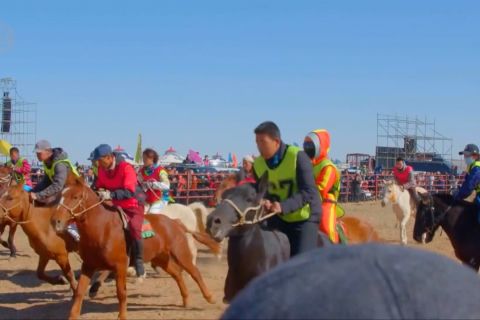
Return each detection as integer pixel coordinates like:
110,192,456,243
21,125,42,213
268,216,318,257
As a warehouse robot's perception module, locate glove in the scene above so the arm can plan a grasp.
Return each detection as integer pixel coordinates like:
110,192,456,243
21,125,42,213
97,189,112,201
143,180,154,189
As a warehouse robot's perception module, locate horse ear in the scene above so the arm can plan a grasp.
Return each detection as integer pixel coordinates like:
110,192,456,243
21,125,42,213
255,172,269,203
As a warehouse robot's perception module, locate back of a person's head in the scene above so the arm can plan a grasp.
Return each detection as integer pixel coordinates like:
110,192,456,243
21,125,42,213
222,244,480,320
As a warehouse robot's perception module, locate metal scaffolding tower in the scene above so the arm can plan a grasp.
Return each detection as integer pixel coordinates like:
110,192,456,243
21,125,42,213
376,114,453,170
0,77,37,162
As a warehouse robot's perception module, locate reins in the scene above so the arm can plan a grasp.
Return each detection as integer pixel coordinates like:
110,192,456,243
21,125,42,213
0,197,32,225
59,189,105,220
222,199,279,227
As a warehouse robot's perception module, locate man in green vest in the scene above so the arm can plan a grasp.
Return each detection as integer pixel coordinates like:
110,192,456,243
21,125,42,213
31,140,80,203
253,121,322,257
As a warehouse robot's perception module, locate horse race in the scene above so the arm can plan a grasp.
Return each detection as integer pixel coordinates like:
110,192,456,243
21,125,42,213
1,2,479,319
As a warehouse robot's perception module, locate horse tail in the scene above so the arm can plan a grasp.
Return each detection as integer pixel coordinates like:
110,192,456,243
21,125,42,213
174,219,221,257
188,202,208,233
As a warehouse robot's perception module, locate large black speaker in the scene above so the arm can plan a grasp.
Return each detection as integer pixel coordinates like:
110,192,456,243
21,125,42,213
2,92,12,133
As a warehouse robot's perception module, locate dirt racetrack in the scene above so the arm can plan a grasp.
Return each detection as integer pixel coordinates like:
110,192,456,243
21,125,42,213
0,201,458,320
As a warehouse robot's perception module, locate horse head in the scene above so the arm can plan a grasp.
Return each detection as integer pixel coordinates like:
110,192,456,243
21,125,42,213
413,192,438,244
0,183,30,224
207,173,268,242
380,180,397,207
51,176,97,234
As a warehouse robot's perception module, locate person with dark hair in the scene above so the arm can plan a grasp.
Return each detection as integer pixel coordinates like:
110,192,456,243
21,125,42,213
253,121,322,257
392,157,420,203
94,144,146,283
6,146,32,189
139,148,170,214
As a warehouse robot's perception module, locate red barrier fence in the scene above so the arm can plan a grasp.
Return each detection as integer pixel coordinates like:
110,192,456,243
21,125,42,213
339,173,465,203
169,171,465,206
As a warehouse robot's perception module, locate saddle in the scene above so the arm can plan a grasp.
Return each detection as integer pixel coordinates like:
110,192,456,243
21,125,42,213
102,203,154,239
102,202,129,230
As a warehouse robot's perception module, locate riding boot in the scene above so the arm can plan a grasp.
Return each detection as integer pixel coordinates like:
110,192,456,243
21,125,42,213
133,238,146,283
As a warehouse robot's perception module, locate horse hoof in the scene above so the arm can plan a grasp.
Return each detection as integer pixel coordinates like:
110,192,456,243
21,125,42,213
127,267,136,277
206,295,216,304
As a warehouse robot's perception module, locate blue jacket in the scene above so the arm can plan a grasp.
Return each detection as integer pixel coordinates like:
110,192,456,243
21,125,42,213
455,164,480,200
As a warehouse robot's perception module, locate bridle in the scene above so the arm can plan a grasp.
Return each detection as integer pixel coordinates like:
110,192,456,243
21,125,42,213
0,194,32,225
222,198,278,227
421,195,452,235
58,189,105,220
0,173,30,224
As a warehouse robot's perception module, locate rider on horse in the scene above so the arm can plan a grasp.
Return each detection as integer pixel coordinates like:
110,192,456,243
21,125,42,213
455,144,480,207
93,144,147,283
6,147,32,190
392,157,420,203
303,129,344,244
253,121,321,257
139,148,171,214
30,140,81,241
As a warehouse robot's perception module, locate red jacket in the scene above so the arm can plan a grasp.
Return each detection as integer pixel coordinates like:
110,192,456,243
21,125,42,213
140,165,165,204
96,161,138,209
393,165,413,185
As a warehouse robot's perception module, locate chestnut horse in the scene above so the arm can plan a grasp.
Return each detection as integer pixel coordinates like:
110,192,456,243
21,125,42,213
0,166,20,257
51,177,215,320
215,174,381,244
0,183,78,291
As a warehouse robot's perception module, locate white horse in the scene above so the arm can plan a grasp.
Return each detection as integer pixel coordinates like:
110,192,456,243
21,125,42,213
381,181,426,245
159,202,218,264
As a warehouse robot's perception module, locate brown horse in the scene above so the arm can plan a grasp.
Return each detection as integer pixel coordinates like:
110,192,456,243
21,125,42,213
215,174,382,244
0,166,20,257
0,183,78,291
51,177,216,320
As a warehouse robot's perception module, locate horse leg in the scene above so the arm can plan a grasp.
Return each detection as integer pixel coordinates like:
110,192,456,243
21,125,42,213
400,215,410,246
153,256,190,307
187,234,197,266
69,267,94,320
7,224,17,258
56,253,77,293
115,265,128,320
89,270,110,299
173,251,215,304
0,223,8,249
36,256,67,285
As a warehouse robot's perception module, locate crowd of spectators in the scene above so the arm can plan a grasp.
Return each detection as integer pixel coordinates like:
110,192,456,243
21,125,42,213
339,170,465,203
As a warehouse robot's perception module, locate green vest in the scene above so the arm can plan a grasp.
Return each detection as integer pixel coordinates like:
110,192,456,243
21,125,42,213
468,161,480,193
253,145,311,223
313,159,341,200
7,157,26,184
44,159,80,182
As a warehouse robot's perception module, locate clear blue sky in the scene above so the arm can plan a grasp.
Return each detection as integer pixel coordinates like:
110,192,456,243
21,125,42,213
0,0,478,163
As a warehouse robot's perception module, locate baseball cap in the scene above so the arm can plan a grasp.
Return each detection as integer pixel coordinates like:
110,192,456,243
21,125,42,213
34,140,52,153
243,155,255,164
459,144,479,156
92,144,113,161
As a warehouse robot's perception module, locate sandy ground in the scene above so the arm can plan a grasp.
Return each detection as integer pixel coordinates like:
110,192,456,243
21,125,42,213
0,201,457,320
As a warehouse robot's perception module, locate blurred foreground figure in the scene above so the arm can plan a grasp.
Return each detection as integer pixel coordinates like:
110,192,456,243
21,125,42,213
223,244,480,320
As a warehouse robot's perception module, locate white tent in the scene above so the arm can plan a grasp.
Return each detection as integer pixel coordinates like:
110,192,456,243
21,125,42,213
159,147,185,165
